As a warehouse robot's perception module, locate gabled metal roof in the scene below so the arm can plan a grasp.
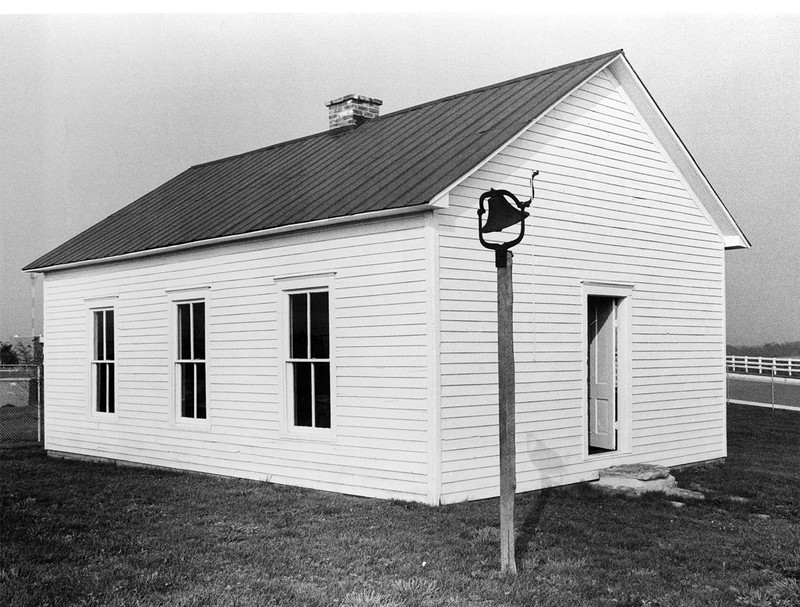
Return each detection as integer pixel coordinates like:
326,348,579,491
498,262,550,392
26,50,623,271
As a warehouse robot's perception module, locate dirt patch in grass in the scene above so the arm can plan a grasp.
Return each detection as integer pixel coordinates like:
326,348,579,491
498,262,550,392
2,404,799,606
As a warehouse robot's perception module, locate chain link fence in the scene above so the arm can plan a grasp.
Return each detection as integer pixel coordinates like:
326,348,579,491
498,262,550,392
0,365,43,446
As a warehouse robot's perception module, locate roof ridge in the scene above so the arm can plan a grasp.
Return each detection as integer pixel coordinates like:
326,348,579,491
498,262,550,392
377,48,624,120
190,49,623,171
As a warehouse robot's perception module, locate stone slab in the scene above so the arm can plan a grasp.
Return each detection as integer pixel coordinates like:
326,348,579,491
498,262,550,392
592,464,705,500
596,474,676,492
598,464,671,481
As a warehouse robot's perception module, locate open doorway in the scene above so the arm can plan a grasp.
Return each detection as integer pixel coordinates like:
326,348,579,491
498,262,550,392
587,295,619,454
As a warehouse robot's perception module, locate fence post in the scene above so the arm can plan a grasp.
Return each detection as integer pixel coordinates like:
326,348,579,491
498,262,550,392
37,364,43,444
771,365,775,411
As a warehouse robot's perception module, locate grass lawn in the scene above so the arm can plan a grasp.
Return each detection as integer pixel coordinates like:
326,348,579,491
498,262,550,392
2,404,799,607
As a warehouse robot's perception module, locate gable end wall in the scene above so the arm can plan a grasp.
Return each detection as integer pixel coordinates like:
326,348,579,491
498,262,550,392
437,68,726,503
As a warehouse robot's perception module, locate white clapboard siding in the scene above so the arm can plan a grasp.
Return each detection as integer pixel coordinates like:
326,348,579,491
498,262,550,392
437,68,726,503
43,214,433,502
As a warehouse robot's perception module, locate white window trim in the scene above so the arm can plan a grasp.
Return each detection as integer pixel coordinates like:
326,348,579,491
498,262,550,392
86,299,118,421
581,281,634,460
168,287,211,430
276,273,336,441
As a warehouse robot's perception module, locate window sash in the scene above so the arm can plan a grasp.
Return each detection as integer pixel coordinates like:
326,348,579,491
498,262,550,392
287,290,330,429
288,360,330,428
93,361,115,413
290,292,329,360
176,301,206,419
177,302,205,361
178,361,206,419
92,309,115,413
93,309,114,361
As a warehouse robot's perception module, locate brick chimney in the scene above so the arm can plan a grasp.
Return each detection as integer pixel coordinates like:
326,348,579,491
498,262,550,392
325,94,383,130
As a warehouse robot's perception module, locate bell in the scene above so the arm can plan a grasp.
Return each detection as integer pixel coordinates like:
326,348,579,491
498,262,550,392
481,190,529,234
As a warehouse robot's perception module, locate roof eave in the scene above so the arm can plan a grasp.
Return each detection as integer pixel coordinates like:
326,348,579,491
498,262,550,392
23,204,433,273
723,235,750,250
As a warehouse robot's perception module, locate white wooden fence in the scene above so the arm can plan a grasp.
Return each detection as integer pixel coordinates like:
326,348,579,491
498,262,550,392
726,355,798,377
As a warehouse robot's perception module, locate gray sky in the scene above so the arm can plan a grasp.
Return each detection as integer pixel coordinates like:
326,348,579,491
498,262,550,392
1,10,798,347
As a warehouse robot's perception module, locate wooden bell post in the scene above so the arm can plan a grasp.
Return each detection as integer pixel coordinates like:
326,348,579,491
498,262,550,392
477,172,538,575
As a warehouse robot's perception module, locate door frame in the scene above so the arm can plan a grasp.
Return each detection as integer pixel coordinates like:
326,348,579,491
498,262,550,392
581,281,633,459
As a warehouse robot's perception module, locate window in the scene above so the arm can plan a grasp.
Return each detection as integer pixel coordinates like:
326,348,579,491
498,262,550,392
92,309,115,413
176,301,206,419
287,291,330,428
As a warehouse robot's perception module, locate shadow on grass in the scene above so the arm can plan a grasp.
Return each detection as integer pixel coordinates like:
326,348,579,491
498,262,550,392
514,487,551,566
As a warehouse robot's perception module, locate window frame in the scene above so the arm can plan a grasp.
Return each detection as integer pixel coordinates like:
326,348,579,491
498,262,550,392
88,305,117,418
168,287,211,428
276,273,336,439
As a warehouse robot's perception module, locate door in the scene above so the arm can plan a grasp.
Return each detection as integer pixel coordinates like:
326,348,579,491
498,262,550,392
588,296,617,451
